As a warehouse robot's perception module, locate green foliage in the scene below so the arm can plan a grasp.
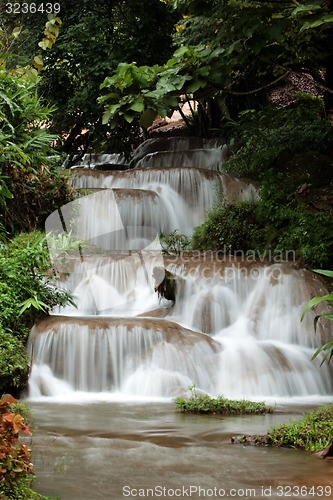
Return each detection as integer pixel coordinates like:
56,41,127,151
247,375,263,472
193,106,333,268
192,201,263,253
171,0,333,114
160,230,191,255
0,57,74,235
3,163,74,235
274,211,333,268
0,231,74,329
292,2,333,32
0,231,74,394
225,105,331,181
193,194,333,269
99,44,225,134
175,392,274,414
0,70,57,170
0,331,29,397
100,0,333,133
33,0,177,154
1,478,55,500
267,405,333,452
0,67,58,229
302,270,333,364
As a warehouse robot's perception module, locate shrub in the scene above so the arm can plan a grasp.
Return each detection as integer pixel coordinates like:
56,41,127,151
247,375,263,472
0,394,54,499
192,201,265,253
0,231,74,394
224,106,333,181
275,211,333,268
193,104,333,268
0,67,74,235
0,330,29,398
0,394,33,497
3,165,74,235
193,199,333,268
160,230,191,255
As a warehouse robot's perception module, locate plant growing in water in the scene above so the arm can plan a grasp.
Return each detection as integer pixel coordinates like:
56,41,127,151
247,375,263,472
160,230,191,255
267,405,333,452
175,392,274,414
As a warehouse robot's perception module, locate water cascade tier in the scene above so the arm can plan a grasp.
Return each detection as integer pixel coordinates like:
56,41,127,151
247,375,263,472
128,136,229,166
28,317,220,398
28,137,333,402
71,167,257,205
70,152,128,169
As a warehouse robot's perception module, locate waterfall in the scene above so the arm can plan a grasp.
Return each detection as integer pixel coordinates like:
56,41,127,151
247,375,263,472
27,137,333,402
28,317,220,398
71,167,257,204
70,152,128,169
128,136,227,166
135,148,227,169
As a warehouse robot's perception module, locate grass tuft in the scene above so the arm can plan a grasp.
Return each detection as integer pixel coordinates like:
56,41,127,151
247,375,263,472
267,405,333,452
175,393,274,415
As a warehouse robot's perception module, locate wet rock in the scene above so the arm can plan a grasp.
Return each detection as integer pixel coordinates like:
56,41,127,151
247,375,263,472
95,163,130,171
152,267,183,304
315,441,333,459
230,434,270,446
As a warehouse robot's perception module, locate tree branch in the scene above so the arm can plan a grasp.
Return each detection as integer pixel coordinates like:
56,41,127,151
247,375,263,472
177,102,192,128
225,71,290,96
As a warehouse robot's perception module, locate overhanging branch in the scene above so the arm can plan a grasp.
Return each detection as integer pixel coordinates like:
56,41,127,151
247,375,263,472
224,71,290,96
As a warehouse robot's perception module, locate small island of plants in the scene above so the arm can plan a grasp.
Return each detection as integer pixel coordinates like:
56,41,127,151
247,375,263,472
175,393,274,415
267,405,333,454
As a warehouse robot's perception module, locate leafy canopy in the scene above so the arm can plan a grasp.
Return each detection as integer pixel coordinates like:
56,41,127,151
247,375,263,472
100,0,333,131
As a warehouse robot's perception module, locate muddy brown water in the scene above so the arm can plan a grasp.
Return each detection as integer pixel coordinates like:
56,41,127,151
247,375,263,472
29,401,333,500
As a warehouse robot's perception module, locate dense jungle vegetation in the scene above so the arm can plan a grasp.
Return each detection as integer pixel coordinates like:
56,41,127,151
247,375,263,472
0,0,333,496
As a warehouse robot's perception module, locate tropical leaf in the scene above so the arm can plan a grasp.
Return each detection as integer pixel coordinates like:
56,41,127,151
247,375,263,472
300,14,333,31
311,340,333,365
140,108,158,128
301,293,333,321
292,4,322,15
129,96,145,112
18,296,49,316
312,269,333,278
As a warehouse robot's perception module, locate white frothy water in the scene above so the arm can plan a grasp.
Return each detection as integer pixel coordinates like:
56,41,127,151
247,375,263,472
70,152,127,169
135,148,227,169
28,140,333,402
28,318,219,398
70,167,256,205
28,260,333,401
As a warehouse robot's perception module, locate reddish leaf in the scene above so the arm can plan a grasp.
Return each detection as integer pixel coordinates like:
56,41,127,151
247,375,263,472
0,394,17,413
3,413,25,433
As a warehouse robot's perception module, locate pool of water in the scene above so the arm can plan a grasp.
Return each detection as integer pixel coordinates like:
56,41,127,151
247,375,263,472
29,401,333,500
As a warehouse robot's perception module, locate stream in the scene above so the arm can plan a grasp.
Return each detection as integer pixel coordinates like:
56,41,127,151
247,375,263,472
30,400,333,500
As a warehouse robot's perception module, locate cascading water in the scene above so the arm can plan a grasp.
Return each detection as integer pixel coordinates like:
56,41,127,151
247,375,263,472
134,148,227,169
27,137,333,403
71,166,257,204
70,152,127,169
